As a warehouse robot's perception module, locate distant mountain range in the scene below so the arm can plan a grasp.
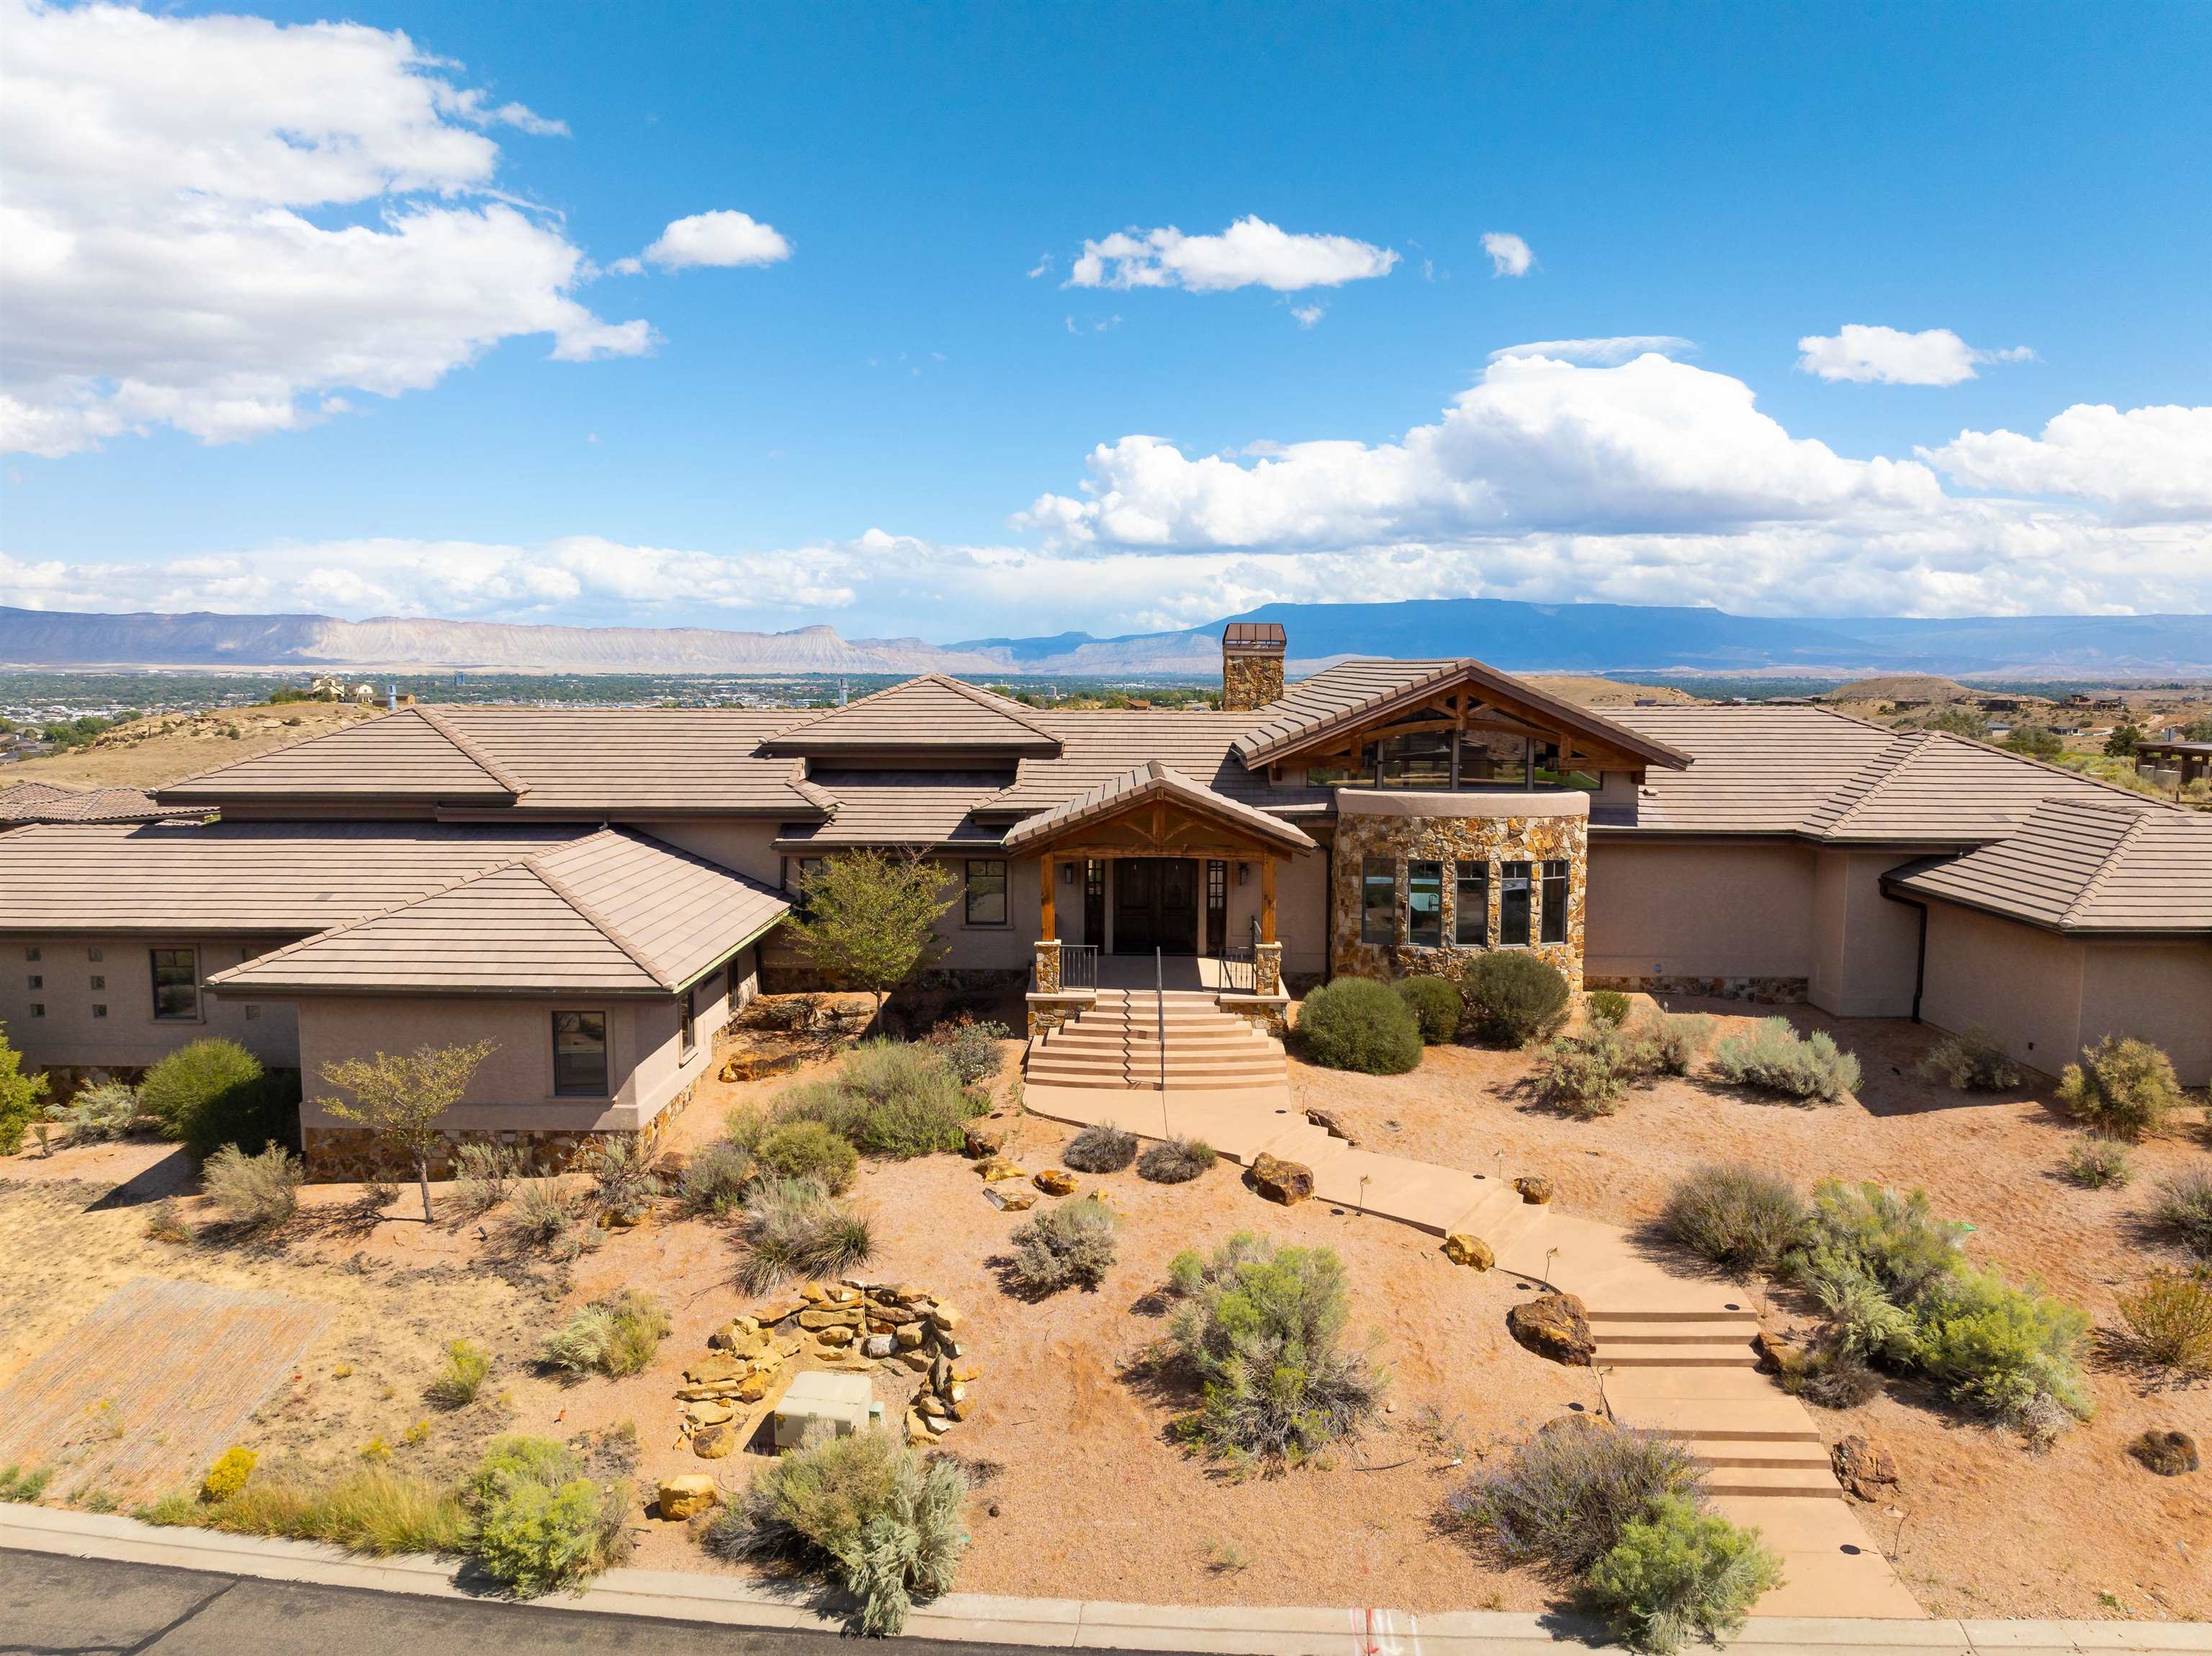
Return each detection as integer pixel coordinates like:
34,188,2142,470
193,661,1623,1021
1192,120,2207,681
3,600,2206,678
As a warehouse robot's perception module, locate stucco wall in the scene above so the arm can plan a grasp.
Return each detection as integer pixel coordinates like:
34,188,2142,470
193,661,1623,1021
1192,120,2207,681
1809,850,1925,1019
0,931,305,1075
2078,937,2212,1086
631,817,783,884
1583,839,1817,996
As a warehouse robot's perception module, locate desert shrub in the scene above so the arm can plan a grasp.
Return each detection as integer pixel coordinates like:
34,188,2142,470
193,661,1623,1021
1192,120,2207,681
1138,1136,1216,1184
678,1140,755,1217
142,1039,261,1140
1584,1494,1781,1654
1910,1266,2092,1425
464,1436,631,1598
1781,1349,1883,1409
0,1464,54,1503
1630,1011,1714,1077
1792,1180,1966,1307
1709,1018,1861,1103
201,1446,256,1503
1163,1232,1384,1466
1062,1121,1137,1173
2118,1268,2212,1373
755,1119,858,1194
1535,1027,1643,1119
705,1428,968,1636
143,1197,191,1244
508,1179,596,1261
774,1040,976,1157
2056,1037,2182,1142
1007,1195,1120,1293
575,1133,663,1222
2061,1137,2132,1189
1446,1417,1704,1575
1586,989,1632,1028
191,1464,468,1555
735,1176,873,1292
1659,1166,1807,1274
1295,977,1421,1074
925,1014,1010,1086
201,1143,302,1228
1462,953,1573,1048
1917,1027,2021,1092
142,1040,297,1163
1394,975,1465,1044
425,1339,491,1408
454,1142,526,1215
65,1081,140,1142
2149,1170,2212,1260
541,1290,670,1381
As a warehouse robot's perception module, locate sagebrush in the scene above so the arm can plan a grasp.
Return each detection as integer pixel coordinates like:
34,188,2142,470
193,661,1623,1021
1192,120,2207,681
1917,1027,2020,1092
772,1040,979,1157
678,1140,755,1216
2055,1036,2181,1141
541,1291,670,1381
1659,1166,1807,1274
1138,1135,1216,1184
756,1119,858,1193
1584,1494,1781,1654
1535,1026,1644,1119
65,1080,140,1142
1007,1194,1119,1293
735,1176,873,1291
925,1015,1010,1086
1062,1121,1137,1173
1709,1018,1861,1103
2149,1171,2212,1260
201,1143,302,1228
1446,1417,1704,1575
2059,1138,2131,1189
2118,1268,2212,1373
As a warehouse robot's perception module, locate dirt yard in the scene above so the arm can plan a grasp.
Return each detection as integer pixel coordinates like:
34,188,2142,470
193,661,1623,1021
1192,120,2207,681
1,997,2205,1624
6,700,377,791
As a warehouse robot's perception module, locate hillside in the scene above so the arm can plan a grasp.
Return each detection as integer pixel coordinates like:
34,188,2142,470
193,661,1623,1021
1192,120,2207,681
5,701,377,789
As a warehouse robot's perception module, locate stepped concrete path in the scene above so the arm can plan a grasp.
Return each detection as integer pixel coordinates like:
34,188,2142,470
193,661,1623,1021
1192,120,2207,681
1025,1058,1925,1623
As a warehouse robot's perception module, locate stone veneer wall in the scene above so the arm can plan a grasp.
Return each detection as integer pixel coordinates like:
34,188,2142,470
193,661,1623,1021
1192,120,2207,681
1584,973,1808,1004
301,1077,699,1182
1221,651,1285,713
1328,801,1587,991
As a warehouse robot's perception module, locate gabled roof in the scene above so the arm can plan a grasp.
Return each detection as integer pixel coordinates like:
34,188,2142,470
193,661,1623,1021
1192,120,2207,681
1232,658,1691,770
1892,797,2212,935
992,711,1329,814
775,772,1015,851
1002,759,1318,854
160,707,519,805
760,675,1064,757
209,828,786,995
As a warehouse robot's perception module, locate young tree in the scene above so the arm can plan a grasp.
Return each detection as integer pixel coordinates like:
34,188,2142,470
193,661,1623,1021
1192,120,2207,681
0,1020,53,1156
317,1040,497,1221
1920,706,1987,741
2104,723,2143,757
782,850,956,1023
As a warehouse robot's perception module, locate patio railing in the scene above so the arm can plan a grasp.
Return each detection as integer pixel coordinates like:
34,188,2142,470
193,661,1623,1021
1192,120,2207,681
1217,946,1256,994
1058,942,1100,992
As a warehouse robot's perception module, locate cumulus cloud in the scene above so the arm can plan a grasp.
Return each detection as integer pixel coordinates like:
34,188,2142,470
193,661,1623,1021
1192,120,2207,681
1290,304,1326,329
1065,216,1398,292
1796,324,2037,387
1490,336,1694,364
1481,232,1534,276
0,0,652,457
639,210,791,271
1921,403,2212,521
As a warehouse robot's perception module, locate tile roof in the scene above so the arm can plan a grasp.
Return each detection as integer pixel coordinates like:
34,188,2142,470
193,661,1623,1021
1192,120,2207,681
1893,797,2212,935
761,675,1063,757
1,780,198,824
1002,759,1318,854
210,828,787,994
160,708,519,805
993,711,1328,813
775,772,1016,850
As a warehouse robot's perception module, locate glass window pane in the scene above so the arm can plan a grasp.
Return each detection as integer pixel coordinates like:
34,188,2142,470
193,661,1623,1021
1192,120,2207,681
1540,858,1570,945
1407,860,1443,948
1377,731,1454,789
966,859,1007,925
553,1009,608,1097
1499,861,1532,946
1455,861,1489,946
680,991,698,1059
1360,856,1398,945
150,948,198,1021
1461,732,1529,786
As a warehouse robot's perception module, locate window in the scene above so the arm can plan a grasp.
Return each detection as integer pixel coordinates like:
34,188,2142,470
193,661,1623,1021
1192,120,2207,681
964,858,1008,927
786,856,825,917
680,990,698,1061
25,975,40,991
23,947,39,963
1407,860,1444,948
553,1010,608,1097
92,1004,108,1019
1376,730,1454,789
1532,741,1601,792
1455,861,1489,947
150,948,199,1020
244,1004,263,1020
1498,862,1532,946
89,975,104,990
1360,857,1398,945
1540,859,1570,945
28,1004,43,1018
1461,732,1530,786
86,947,103,962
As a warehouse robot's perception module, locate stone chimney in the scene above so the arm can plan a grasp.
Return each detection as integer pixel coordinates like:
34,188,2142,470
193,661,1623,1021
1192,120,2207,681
1220,621,1287,711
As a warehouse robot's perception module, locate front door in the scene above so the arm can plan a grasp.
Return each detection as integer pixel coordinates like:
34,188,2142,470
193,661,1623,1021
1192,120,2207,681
1112,858,1199,954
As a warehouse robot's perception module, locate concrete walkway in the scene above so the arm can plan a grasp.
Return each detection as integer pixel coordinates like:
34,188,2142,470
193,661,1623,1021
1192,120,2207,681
1023,1081,1925,1621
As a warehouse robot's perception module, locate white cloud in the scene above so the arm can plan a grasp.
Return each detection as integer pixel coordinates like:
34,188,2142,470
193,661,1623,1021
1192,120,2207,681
1026,253,1053,279
1921,403,2212,521
1065,216,1398,292
0,0,651,457
1290,304,1326,329
1491,336,1694,364
1796,324,2037,386
639,210,791,271
1481,232,1534,277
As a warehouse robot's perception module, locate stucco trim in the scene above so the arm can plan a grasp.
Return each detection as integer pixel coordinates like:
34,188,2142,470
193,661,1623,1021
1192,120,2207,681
1338,789,1591,821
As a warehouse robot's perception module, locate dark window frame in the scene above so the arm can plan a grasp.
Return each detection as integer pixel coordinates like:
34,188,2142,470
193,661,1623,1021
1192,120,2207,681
1406,860,1444,948
1359,856,1398,945
1455,860,1490,947
150,947,199,1022
1539,858,1571,945
1498,861,1533,948
552,1009,610,1098
963,858,1010,927
679,989,698,1062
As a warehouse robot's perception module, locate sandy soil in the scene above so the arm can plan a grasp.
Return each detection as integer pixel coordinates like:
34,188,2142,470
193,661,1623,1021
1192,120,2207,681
6,701,376,790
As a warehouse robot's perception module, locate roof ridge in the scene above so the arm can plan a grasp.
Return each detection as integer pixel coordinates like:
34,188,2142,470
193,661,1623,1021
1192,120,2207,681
413,706,529,796
1814,729,1928,835
156,705,392,792
2057,806,2159,930
923,674,1066,742
788,760,837,814
525,835,677,990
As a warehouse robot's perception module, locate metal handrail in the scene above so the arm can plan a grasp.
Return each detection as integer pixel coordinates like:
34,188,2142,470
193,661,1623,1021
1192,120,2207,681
1061,942,1099,992
1155,945,1166,1092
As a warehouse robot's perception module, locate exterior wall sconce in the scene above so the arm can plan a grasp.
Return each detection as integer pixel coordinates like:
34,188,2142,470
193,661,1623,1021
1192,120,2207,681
1061,862,1077,883
1236,862,1251,885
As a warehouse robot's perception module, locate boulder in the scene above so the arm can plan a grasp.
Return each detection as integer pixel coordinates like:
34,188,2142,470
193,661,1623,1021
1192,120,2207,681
798,1280,829,1303
685,1353,745,1384
1443,1233,1494,1270
976,1158,1028,1184
1514,1175,1554,1205
685,1400,734,1427
1306,1107,1356,1143
1506,1292,1595,1367
816,1325,855,1349
895,1323,926,1349
863,1333,896,1359
901,1350,933,1372
2130,1430,2200,1477
985,1185,1037,1212
750,1295,806,1326
692,1423,739,1459
906,1409,933,1445
1033,1168,1079,1196
737,1372,773,1403
1830,1433,1899,1500
657,1475,719,1520
868,1302,918,1326
1752,1328,1799,1377
963,1123,1008,1160
917,1392,948,1418
1249,1152,1314,1206
799,1307,863,1330
930,1302,963,1332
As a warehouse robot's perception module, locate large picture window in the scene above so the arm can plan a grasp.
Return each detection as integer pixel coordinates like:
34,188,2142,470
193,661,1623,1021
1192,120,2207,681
1462,732,1531,786
964,858,1008,926
1455,861,1489,946
1407,860,1444,948
150,948,199,1021
1540,859,1571,944
1498,861,1533,947
553,1010,608,1097
1360,857,1398,945
1375,731,1454,789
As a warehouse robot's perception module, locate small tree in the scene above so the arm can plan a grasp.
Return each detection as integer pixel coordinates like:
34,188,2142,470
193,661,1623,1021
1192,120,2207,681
0,1020,52,1156
318,1040,497,1221
2103,724,2142,757
782,851,956,1022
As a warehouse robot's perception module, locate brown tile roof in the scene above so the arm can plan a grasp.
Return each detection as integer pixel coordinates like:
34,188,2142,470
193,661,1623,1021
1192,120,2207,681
0,780,199,824
160,708,518,805
762,675,1062,757
1002,759,1318,855
210,828,786,994
1893,797,2212,935
994,711,1327,813
775,772,1015,850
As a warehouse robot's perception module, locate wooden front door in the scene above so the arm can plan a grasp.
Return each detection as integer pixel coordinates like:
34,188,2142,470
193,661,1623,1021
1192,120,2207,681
1112,858,1199,955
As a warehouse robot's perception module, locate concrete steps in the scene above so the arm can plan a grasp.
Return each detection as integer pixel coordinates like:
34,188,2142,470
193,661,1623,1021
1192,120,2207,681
1025,990,1287,1093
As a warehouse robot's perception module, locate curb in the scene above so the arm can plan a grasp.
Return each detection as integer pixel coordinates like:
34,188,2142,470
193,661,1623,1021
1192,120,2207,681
6,1506,2211,1653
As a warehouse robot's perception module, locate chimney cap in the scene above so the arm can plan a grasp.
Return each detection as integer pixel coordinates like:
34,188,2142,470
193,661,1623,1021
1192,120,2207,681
1222,621,1287,652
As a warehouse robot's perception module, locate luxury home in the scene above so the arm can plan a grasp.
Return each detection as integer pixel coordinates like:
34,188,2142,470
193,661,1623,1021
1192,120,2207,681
2,624,2206,1174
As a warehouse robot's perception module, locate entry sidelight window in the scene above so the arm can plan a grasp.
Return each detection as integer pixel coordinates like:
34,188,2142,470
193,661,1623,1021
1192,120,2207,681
1539,859,1570,945
1455,861,1489,946
964,858,1008,926
1360,857,1398,945
1407,860,1444,948
553,1010,608,1097
150,948,199,1020
1498,862,1532,947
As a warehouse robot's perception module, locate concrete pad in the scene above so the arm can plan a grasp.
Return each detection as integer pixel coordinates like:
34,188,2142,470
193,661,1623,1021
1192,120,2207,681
1605,1396,1821,1437
1601,1366,1793,1402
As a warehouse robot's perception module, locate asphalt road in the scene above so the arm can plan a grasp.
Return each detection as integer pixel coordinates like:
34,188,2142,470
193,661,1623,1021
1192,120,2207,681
0,1549,1092,1656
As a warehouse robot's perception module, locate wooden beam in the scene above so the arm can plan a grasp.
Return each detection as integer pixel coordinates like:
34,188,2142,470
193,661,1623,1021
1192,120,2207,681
1260,855,1277,944
1039,852,1055,939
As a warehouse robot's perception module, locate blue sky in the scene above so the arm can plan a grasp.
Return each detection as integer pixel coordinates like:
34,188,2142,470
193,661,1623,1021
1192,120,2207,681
3,0,2208,639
